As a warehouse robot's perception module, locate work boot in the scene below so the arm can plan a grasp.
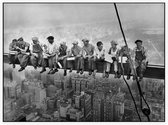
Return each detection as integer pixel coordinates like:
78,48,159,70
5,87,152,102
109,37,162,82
105,72,109,78
48,69,53,74
34,66,37,70
117,73,121,78
13,64,15,68
89,70,92,75
64,70,67,76
18,67,25,72
80,69,84,75
50,68,59,74
40,68,46,73
76,70,80,74
114,72,118,78
69,68,72,73
127,75,130,80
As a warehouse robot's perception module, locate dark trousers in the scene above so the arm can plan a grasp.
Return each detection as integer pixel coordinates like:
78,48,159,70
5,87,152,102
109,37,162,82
17,53,30,68
95,58,106,72
66,56,84,71
30,53,43,67
84,57,95,71
118,62,131,75
58,57,68,69
48,56,57,69
41,55,58,70
76,57,84,70
8,54,17,64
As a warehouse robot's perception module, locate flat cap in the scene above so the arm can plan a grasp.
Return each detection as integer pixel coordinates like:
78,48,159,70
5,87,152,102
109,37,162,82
72,41,78,45
82,38,89,42
47,36,54,40
18,37,23,41
135,40,143,44
32,37,39,41
12,39,17,42
111,40,118,45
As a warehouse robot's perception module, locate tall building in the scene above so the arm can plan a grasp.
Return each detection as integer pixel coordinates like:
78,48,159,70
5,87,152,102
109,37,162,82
103,92,114,121
74,91,92,120
59,99,71,118
93,91,104,121
113,88,125,121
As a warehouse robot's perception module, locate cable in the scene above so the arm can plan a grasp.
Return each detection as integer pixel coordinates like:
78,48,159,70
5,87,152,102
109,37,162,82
120,56,141,121
114,3,151,121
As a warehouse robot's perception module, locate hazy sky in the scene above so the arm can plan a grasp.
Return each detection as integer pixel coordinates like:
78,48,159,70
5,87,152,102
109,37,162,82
4,3,164,30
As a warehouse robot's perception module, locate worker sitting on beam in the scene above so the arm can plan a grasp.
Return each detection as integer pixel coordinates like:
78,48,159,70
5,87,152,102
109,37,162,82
68,41,83,75
81,38,96,75
58,41,70,76
93,41,106,78
16,37,30,72
40,36,59,74
133,40,148,81
8,39,19,68
30,37,43,69
105,40,120,78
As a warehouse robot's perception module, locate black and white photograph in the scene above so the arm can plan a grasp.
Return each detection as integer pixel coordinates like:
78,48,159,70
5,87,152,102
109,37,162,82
3,2,165,122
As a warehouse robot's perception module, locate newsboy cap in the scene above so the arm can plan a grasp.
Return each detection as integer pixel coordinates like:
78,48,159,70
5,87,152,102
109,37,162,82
135,40,143,44
82,38,89,42
47,36,54,40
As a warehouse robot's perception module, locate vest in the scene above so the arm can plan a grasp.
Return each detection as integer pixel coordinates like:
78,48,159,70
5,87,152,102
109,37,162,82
109,47,118,57
59,46,67,57
32,44,43,53
135,49,146,61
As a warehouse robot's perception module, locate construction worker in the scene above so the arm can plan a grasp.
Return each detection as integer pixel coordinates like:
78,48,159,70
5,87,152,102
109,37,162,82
58,42,70,76
118,45,133,80
93,41,106,77
105,40,120,78
40,36,59,74
81,38,95,75
30,37,43,69
40,44,49,73
8,39,19,68
133,40,148,81
16,37,30,72
69,41,83,74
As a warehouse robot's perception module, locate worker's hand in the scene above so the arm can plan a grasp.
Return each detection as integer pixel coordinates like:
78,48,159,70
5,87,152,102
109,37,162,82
15,46,20,49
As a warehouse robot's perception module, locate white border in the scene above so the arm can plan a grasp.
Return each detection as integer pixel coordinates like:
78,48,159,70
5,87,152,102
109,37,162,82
0,0,167,125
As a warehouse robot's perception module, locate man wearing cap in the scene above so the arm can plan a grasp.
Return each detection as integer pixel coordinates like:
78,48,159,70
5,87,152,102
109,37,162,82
58,41,70,76
81,38,95,75
8,39,19,68
16,37,30,72
40,36,59,74
68,41,83,74
105,40,120,78
133,39,148,81
30,37,43,69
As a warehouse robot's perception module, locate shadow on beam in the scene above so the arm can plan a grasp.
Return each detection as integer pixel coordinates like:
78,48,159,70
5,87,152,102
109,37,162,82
3,53,165,79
